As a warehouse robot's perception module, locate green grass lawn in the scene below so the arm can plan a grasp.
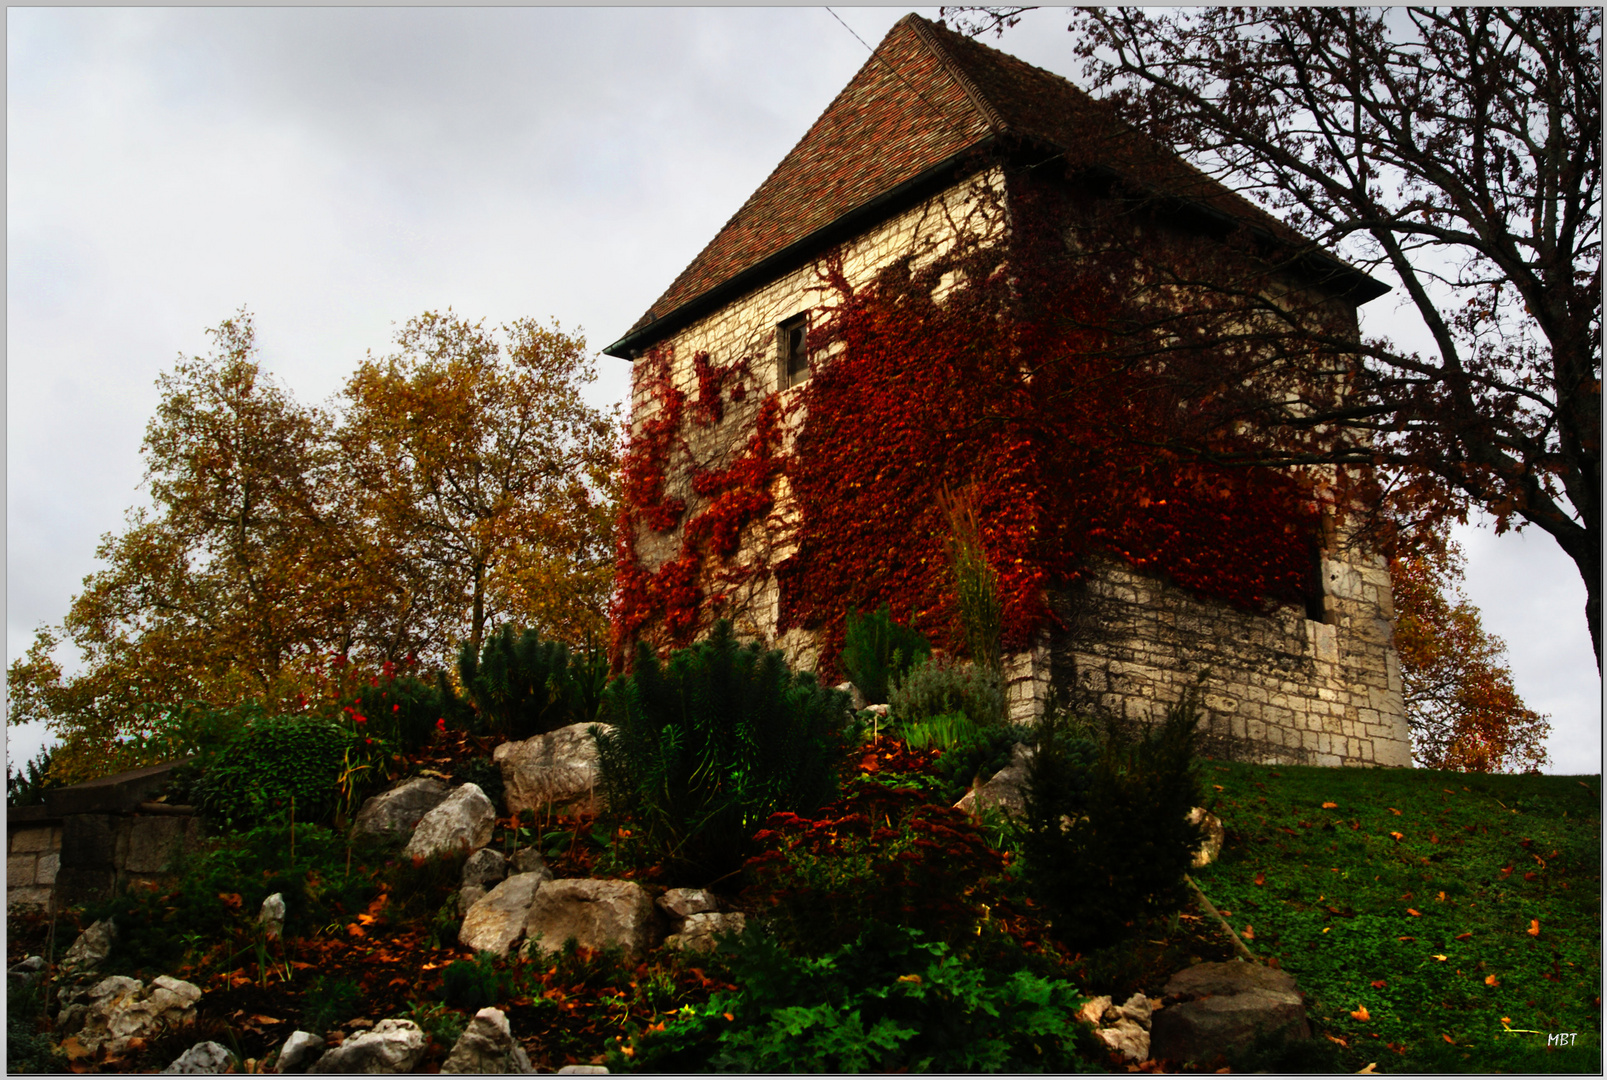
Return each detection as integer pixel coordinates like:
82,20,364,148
1189,760,1602,1073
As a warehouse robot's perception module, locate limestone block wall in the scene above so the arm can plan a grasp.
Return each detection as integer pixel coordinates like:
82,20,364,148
1041,551,1410,768
7,816,62,911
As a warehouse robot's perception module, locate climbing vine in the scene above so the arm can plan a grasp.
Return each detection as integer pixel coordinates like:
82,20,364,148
614,178,1325,677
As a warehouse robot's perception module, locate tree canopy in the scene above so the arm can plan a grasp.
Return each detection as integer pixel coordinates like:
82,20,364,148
9,310,618,783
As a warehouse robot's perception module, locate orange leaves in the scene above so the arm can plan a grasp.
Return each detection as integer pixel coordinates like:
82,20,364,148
1389,831,1405,842
1454,932,1473,941
1325,1034,1348,1048
1321,801,1338,809
1389,807,1402,815
1406,908,1421,917
1351,1005,1371,1022
1370,979,1387,989
1485,974,1500,986
1527,919,1541,936
346,923,367,939
218,892,243,909
1241,925,1255,941
1442,1034,1456,1045
1253,872,1266,886
1433,954,1449,961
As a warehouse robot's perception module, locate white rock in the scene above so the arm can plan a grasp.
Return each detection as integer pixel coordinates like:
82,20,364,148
833,681,868,711
1119,991,1153,1029
273,1030,325,1073
1076,995,1112,1027
1188,806,1225,868
656,887,718,924
663,912,746,953
260,893,286,940
161,1041,234,1073
440,1006,535,1073
310,1018,426,1074
1095,1018,1150,1062
61,918,118,972
460,871,552,956
352,777,452,840
463,847,510,890
402,784,497,861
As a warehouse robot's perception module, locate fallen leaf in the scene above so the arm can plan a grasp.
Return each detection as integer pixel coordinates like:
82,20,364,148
1389,807,1402,816
1397,936,1415,942
1390,831,1404,841
1253,872,1266,886
1213,784,1223,791
1527,919,1540,936
218,892,243,909
1356,1064,1377,1074
250,1015,281,1026
1485,974,1500,986
1443,1034,1455,1044
1406,908,1421,917
1242,925,1255,940
1433,955,1449,961
1326,1034,1349,1047
1371,979,1387,989
1322,801,1338,809
1351,1005,1371,1022
1454,932,1473,941
1438,891,1446,902
1524,872,1539,882
346,923,367,939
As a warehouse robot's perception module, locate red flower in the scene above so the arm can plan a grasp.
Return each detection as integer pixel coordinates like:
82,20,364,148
436,718,447,731
393,704,400,713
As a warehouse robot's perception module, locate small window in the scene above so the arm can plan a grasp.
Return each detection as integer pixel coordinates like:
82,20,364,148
778,313,809,389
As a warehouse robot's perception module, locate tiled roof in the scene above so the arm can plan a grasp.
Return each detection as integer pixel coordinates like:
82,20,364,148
609,14,1379,357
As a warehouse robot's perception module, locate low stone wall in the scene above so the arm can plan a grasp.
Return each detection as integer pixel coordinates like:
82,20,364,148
7,759,207,914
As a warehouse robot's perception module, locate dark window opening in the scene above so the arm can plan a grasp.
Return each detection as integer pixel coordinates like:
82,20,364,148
779,313,809,388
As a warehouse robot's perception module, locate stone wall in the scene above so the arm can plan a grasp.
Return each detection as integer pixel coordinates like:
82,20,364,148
7,759,208,913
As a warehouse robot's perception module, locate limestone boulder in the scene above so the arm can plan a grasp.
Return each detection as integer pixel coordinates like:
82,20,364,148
460,871,551,956
656,887,718,924
61,917,118,973
260,893,286,940
440,1007,535,1074
1094,1019,1150,1062
953,743,1033,817
663,912,747,953
273,1031,325,1073
495,723,615,818
1149,961,1309,1065
833,681,868,712
310,1018,426,1074
9,954,46,988
59,974,203,1055
464,847,509,890
1188,807,1226,868
523,879,661,961
401,784,496,861
161,1040,233,1074
510,847,549,875
352,777,451,840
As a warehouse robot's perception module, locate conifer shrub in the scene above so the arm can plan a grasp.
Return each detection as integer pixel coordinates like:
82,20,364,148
928,723,1026,804
594,620,852,883
458,626,609,739
840,602,931,705
439,952,509,1012
5,746,61,807
1015,694,1206,948
889,653,1006,729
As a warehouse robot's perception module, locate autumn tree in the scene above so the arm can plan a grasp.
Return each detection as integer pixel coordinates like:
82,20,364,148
340,311,619,663
955,7,1601,666
7,314,355,781
1390,541,1550,773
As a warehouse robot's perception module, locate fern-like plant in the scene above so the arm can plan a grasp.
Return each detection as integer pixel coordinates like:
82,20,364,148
840,603,931,705
594,620,852,883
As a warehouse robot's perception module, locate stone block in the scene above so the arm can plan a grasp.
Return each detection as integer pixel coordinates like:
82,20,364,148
62,815,118,870
8,885,53,911
126,816,195,874
11,826,57,854
9,853,37,885
38,851,60,885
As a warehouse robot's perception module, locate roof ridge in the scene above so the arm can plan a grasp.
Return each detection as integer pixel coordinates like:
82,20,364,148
905,15,1009,137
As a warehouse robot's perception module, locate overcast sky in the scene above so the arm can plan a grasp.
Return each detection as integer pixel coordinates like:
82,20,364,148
7,7,1599,776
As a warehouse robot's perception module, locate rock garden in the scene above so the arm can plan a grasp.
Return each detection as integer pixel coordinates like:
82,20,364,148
17,608,1583,1074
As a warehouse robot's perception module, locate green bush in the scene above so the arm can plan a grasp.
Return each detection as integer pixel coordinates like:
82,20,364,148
889,653,1005,729
7,977,67,1073
840,603,931,705
439,952,509,1012
928,723,1026,804
1015,694,1205,949
616,925,1092,1073
458,626,609,739
595,620,852,883
189,713,367,829
451,756,506,813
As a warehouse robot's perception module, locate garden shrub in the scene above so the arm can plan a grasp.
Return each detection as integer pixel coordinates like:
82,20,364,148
451,756,506,813
1016,694,1205,948
840,602,930,705
458,626,609,739
343,663,464,755
889,653,1005,728
439,952,509,1012
928,722,1026,804
189,713,370,829
742,778,1006,956
7,977,67,1074
594,620,852,883
616,925,1092,1073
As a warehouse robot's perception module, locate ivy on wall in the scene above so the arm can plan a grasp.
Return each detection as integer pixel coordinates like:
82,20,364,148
613,181,1324,677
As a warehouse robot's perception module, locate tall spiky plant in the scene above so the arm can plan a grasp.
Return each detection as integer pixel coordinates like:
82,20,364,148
936,484,1002,673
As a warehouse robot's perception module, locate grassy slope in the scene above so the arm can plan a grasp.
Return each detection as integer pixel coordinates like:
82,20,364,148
1190,760,1602,1073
